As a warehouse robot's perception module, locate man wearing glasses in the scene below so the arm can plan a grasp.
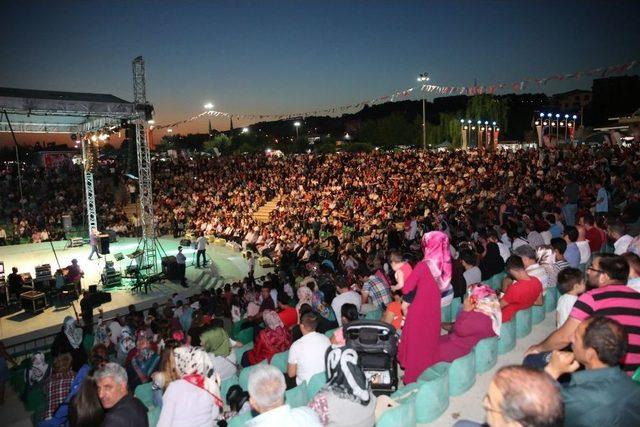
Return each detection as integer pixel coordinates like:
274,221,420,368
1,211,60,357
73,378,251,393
526,254,640,376
454,365,563,427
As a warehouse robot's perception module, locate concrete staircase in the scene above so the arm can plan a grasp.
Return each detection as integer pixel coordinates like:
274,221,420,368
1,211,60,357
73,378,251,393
252,196,281,223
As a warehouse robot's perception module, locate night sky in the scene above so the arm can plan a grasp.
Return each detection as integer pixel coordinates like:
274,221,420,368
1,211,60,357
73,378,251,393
1,0,639,144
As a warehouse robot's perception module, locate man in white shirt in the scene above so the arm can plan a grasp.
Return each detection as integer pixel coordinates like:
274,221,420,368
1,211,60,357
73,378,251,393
608,221,633,255
247,365,321,426
176,246,187,288
195,233,208,268
287,312,330,386
331,279,361,326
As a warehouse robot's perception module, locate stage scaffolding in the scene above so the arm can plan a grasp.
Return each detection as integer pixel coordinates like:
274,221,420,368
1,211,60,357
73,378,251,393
0,57,162,274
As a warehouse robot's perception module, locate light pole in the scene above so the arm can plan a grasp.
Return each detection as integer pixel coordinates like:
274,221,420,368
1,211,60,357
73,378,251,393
294,121,301,140
418,72,430,149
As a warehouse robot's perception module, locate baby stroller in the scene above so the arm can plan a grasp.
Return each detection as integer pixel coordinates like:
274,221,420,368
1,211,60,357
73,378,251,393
345,320,399,395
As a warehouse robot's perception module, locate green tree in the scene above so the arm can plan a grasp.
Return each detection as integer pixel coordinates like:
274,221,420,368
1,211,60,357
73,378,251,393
203,134,231,154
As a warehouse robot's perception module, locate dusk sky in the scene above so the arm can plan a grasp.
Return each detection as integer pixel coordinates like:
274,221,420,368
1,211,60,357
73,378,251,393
1,0,639,144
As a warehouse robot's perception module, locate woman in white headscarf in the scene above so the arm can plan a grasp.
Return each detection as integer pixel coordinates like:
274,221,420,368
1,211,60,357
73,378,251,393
26,351,49,386
52,316,87,372
308,345,376,427
157,346,222,427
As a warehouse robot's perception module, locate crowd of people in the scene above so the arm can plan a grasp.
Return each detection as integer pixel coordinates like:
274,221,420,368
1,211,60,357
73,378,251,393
1,142,640,426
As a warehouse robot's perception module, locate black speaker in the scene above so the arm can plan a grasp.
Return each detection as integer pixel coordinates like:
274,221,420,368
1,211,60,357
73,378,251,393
180,239,191,247
162,256,179,280
88,284,98,293
98,234,110,255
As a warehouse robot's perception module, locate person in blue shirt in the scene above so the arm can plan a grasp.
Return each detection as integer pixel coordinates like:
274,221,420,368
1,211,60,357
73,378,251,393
563,226,581,269
595,182,609,215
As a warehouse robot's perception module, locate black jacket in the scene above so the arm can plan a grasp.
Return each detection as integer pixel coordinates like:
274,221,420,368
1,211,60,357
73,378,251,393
102,394,148,427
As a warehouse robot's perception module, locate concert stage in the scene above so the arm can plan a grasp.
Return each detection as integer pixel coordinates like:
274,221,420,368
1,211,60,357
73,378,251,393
0,237,271,347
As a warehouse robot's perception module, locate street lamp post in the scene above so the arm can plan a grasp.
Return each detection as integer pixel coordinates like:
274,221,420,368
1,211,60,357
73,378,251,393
294,121,301,140
418,73,430,149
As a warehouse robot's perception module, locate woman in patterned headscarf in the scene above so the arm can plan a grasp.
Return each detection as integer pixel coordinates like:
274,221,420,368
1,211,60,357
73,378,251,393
434,284,500,364
157,347,222,427
397,232,445,383
241,310,292,367
52,316,87,372
308,345,376,427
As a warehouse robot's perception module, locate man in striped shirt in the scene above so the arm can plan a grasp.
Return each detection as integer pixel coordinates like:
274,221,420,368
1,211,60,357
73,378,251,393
527,254,640,375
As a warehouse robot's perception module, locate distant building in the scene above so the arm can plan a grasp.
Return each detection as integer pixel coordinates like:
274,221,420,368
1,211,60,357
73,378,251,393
586,75,640,126
552,89,592,112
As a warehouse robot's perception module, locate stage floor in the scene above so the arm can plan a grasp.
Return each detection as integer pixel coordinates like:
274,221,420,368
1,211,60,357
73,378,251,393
0,237,271,346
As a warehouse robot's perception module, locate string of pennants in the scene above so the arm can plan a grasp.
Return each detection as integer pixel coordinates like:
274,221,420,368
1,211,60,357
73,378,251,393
155,59,638,130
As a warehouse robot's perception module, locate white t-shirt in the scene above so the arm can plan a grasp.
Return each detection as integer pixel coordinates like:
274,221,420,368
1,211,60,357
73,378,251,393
331,291,362,326
288,332,331,385
556,294,578,328
576,241,591,264
157,379,220,427
196,236,208,250
463,266,482,287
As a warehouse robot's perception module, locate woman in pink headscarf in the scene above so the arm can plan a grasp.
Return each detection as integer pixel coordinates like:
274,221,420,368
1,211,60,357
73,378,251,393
398,231,452,383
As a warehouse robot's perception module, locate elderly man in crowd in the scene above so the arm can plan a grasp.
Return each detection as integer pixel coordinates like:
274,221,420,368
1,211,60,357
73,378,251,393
454,365,564,427
246,364,321,426
95,362,148,427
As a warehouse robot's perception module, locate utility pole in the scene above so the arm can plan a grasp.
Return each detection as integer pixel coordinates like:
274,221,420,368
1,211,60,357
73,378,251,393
417,73,430,149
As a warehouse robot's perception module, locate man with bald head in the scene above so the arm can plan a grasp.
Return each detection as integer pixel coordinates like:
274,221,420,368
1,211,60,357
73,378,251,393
455,365,564,427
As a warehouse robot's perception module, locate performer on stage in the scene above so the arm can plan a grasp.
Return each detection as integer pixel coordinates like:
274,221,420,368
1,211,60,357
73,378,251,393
88,228,102,260
176,246,187,288
196,233,208,268
65,259,84,295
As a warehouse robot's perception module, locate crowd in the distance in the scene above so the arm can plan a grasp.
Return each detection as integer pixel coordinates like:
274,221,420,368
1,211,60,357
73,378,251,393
1,142,640,427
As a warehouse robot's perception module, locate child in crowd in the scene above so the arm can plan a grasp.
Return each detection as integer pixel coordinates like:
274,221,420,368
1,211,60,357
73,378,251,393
555,267,585,328
382,290,404,332
330,303,359,346
389,251,414,315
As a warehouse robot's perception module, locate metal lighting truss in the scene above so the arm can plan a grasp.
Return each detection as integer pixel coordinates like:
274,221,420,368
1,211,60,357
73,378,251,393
132,56,162,273
81,139,98,238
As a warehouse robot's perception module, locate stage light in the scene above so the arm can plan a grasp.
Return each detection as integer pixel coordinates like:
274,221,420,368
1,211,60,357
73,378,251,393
488,127,492,131
535,120,540,125
204,102,214,110
241,127,249,134
539,113,545,118
149,125,154,130
467,120,472,124
148,119,155,125
555,113,560,118
477,120,481,125
463,126,468,130
492,121,496,126
481,127,485,131
547,113,552,118
167,128,173,133
417,72,430,82
460,119,464,123
471,126,476,130
568,122,573,127
484,121,489,125
294,121,301,127
496,127,500,131
90,134,98,142
543,121,548,126
572,115,577,119
564,114,569,119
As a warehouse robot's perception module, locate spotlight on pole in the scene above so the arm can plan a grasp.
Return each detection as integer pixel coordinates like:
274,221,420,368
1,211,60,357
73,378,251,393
572,115,577,120
241,127,249,134
540,113,545,118
204,102,214,110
